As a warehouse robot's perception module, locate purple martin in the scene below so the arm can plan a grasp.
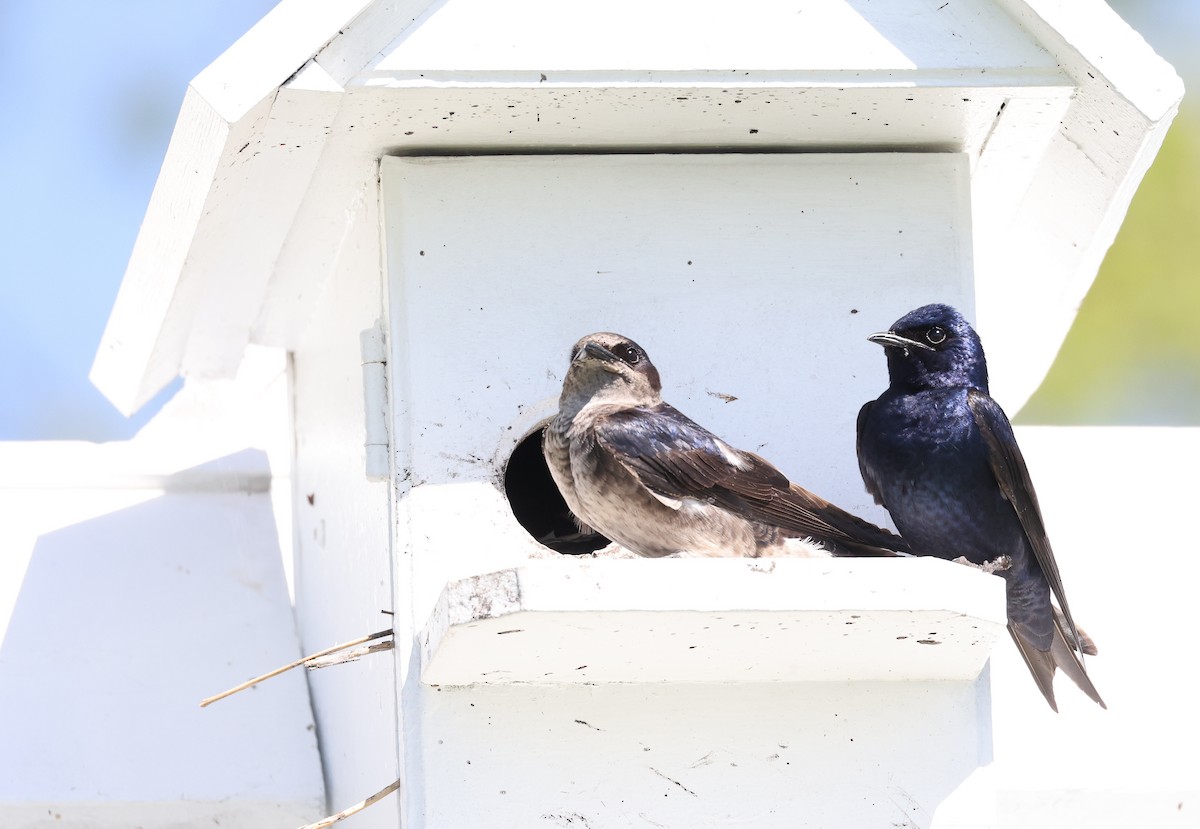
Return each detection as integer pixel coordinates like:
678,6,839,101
543,332,910,559
857,304,1104,711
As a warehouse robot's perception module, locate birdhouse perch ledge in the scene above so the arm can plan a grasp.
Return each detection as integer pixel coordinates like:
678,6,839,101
420,557,1007,686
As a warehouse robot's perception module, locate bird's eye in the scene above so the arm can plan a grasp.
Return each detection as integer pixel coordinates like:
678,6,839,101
616,344,641,364
926,326,947,345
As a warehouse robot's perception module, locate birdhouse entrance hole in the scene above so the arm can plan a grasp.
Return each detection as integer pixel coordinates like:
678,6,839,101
504,426,610,555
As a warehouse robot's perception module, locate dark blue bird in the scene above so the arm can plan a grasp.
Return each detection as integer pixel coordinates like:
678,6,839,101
857,304,1104,711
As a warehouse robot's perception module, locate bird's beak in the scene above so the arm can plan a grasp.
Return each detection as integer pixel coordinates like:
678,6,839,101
868,331,934,351
578,341,618,363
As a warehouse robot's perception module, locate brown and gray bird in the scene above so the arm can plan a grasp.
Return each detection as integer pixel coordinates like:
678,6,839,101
543,332,910,558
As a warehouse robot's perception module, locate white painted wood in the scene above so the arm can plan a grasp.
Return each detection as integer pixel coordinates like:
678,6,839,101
0,489,323,828
92,0,1179,418
173,86,338,383
253,92,376,350
1007,0,1184,120
90,0,377,414
421,558,1005,686
369,0,1056,74
340,81,1066,155
932,426,1200,828
361,320,391,481
382,151,973,623
288,182,401,826
383,150,996,828
0,440,271,492
85,5,1187,823
255,79,1057,362
314,0,440,86
403,427,1200,829
411,679,992,828
0,359,321,826
189,0,373,122
90,86,252,414
286,59,345,93
972,0,1184,408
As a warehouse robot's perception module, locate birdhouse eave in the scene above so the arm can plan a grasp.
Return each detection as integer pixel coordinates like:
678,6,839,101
90,0,1183,414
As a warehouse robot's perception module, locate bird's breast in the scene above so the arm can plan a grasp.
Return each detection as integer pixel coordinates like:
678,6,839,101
864,390,1016,561
566,427,757,558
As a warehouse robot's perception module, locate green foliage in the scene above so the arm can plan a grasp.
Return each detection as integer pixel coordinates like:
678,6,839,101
1019,101,1200,425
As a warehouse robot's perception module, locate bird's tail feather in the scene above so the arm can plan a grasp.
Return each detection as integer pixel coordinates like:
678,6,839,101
782,484,912,558
1054,604,1098,656
1009,619,1106,712
827,538,906,558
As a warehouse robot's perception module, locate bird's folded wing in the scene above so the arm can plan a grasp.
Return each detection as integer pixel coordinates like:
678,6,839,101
967,389,1080,643
595,405,906,554
855,400,888,508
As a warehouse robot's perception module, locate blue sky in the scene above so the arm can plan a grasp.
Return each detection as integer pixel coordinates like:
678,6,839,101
1,1,1195,441
0,1,275,440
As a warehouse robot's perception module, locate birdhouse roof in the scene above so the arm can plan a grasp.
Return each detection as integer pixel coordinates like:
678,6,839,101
92,0,1183,414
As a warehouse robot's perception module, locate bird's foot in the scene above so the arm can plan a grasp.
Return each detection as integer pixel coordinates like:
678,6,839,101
952,554,1012,574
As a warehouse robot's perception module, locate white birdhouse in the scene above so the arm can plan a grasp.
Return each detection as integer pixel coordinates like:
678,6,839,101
90,0,1180,826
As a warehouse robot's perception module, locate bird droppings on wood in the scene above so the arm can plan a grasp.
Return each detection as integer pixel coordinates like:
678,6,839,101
649,767,697,797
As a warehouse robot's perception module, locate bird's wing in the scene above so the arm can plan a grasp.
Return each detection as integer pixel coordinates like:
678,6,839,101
855,400,888,507
593,404,789,502
594,404,906,555
967,389,1080,646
